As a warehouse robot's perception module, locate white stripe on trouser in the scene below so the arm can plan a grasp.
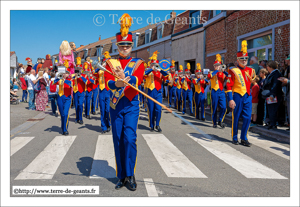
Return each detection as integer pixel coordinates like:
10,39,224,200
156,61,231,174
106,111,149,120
15,136,76,180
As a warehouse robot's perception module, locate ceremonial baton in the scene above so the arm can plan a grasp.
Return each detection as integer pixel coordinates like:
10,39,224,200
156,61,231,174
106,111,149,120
94,62,173,113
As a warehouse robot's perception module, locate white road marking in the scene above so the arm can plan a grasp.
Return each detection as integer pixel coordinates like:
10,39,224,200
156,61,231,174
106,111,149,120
144,178,158,197
187,133,287,179
15,136,76,180
11,137,35,156
248,134,290,160
142,134,207,178
89,135,116,178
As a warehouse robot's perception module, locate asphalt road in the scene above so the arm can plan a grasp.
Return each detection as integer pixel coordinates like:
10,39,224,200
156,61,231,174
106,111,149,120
10,98,290,198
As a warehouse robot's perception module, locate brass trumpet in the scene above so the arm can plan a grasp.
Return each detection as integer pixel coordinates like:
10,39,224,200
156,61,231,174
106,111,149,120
57,72,64,79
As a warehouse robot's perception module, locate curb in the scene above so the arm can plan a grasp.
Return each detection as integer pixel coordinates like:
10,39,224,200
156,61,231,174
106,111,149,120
205,110,290,144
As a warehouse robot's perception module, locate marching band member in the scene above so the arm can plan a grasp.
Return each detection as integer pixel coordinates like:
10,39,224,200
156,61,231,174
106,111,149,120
93,52,111,133
76,57,82,68
83,56,92,72
52,71,73,135
226,40,253,147
72,71,88,125
91,66,99,115
167,60,177,108
193,63,208,120
138,62,148,108
175,66,183,112
84,71,94,119
104,13,145,191
25,57,33,73
207,54,228,128
144,51,168,132
143,61,151,112
181,63,194,115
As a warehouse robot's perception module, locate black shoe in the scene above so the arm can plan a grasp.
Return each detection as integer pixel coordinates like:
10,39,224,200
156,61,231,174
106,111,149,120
240,140,251,147
107,127,111,132
100,129,106,134
213,125,217,128
79,120,83,125
64,131,69,136
156,126,162,132
201,118,206,121
126,176,137,191
267,125,276,130
115,178,126,190
55,113,58,117
218,122,226,129
150,127,154,132
75,120,79,124
232,140,239,145
92,112,96,115
86,115,91,119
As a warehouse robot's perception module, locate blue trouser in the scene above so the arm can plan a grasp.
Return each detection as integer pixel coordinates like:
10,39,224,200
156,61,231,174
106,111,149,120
96,89,99,110
176,88,182,111
57,95,72,133
232,93,252,141
85,91,93,116
91,87,99,113
194,92,205,119
110,95,139,179
22,90,28,102
74,92,85,121
168,86,176,108
147,88,162,128
28,90,35,109
99,89,111,131
182,89,193,114
49,94,57,114
211,89,227,125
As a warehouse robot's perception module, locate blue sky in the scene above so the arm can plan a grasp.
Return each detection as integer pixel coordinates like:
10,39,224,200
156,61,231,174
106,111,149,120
11,10,184,65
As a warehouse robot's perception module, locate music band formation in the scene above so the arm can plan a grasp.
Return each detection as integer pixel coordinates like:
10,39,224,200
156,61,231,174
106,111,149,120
24,13,256,191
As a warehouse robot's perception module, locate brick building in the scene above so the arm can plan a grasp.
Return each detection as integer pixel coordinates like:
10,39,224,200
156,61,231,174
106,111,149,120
204,10,290,70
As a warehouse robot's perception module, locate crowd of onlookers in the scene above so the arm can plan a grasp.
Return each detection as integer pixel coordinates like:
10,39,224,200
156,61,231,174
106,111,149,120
11,62,60,116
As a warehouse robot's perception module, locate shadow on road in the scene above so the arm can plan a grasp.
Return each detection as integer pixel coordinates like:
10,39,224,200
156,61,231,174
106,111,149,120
44,126,62,133
78,124,101,133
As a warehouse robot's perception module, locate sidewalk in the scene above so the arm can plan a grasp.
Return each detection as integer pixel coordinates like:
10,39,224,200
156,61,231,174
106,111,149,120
205,109,290,143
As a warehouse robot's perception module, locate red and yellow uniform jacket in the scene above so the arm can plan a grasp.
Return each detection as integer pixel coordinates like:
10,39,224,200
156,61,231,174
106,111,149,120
167,73,177,87
144,68,168,91
71,75,88,93
93,69,109,91
52,78,72,97
226,65,254,101
105,57,145,101
175,75,181,89
207,70,228,91
180,76,192,91
193,78,208,94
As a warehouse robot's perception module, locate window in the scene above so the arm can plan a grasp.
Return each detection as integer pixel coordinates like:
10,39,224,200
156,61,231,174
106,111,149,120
213,10,222,17
156,23,164,39
245,34,272,63
157,28,162,39
190,10,201,28
111,39,117,53
145,29,152,44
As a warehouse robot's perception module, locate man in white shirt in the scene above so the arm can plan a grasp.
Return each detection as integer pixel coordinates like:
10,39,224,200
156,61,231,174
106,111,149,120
43,67,50,108
27,69,40,110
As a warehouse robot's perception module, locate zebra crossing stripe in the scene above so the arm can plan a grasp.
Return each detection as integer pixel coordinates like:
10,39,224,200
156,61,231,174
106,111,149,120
142,134,207,178
11,137,35,156
89,135,116,178
248,134,290,160
187,133,287,179
144,178,158,197
15,136,76,180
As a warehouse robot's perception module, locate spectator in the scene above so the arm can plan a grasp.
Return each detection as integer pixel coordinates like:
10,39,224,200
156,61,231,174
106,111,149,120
19,64,25,75
256,68,268,125
49,72,59,116
43,67,50,108
35,71,48,111
249,56,260,75
20,74,28,103
26,69,39,110
70,42,78,60
259,60,267,70
279,59,287,76
278,77,290,131
13,78,19,92
263,61,283,130
250,76,260,127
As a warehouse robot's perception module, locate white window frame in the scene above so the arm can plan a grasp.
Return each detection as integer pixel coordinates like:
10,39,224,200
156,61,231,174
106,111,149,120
132,32,140,48
156,23,164,39
145,29,152,44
